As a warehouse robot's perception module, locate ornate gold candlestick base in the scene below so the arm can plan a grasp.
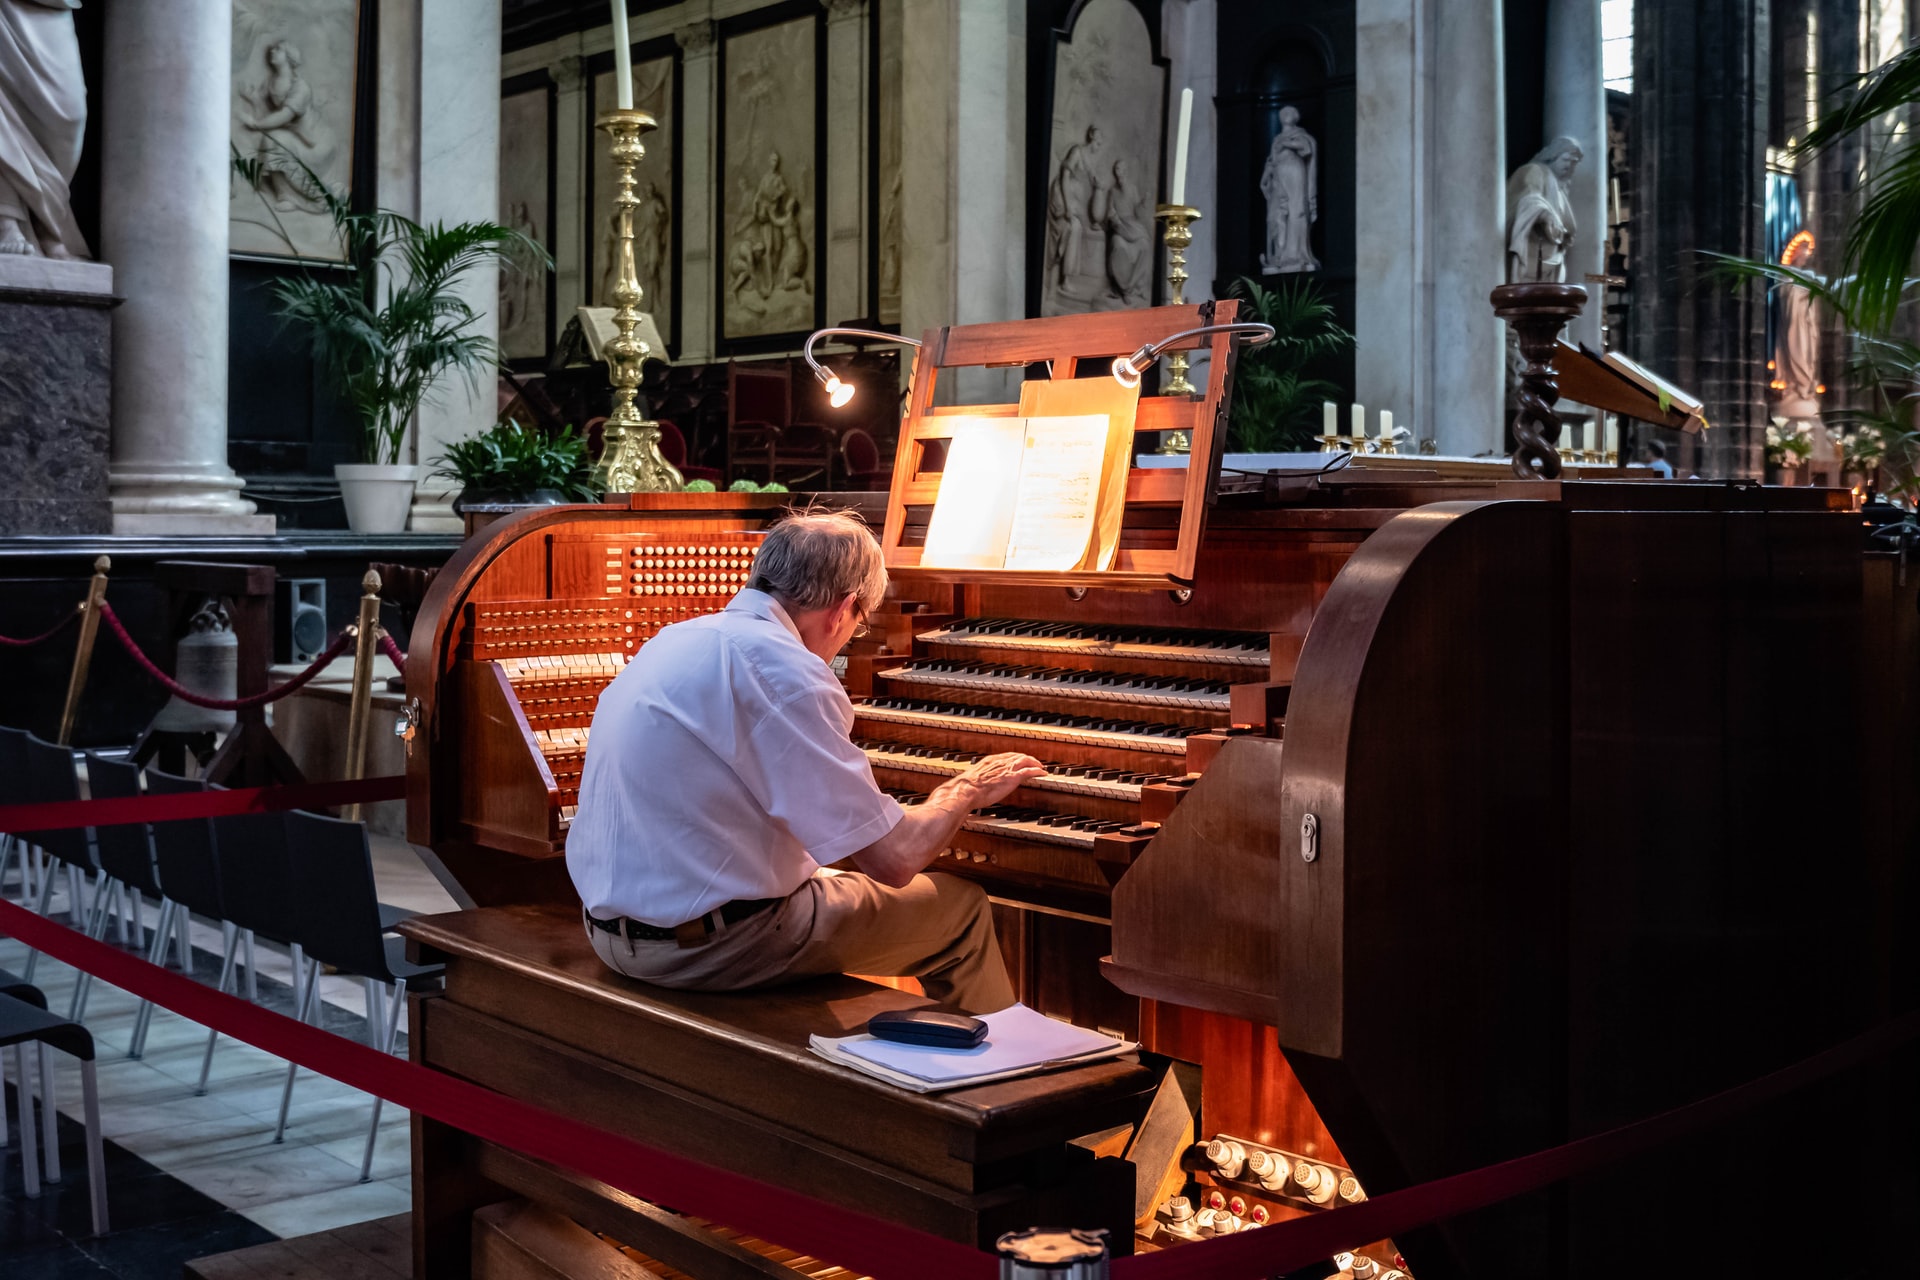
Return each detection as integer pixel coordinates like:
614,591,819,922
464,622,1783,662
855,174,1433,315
594,109,682,494
1155,204,1202,399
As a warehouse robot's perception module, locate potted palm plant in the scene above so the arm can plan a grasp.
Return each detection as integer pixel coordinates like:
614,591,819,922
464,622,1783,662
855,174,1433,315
1224,277,1356,452
237,149,544,531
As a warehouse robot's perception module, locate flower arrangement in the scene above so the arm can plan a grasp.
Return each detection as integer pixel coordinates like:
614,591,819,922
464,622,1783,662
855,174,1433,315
1765,421,1815,470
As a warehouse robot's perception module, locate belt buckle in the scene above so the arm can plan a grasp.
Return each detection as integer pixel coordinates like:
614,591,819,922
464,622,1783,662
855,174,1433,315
673,912,716,949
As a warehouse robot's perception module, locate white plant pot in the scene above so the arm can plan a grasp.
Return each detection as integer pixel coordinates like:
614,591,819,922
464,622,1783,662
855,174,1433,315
335,464,420,534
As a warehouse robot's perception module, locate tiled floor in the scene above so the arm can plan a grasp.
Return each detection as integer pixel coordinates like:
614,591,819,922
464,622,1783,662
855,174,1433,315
1,836,457,1280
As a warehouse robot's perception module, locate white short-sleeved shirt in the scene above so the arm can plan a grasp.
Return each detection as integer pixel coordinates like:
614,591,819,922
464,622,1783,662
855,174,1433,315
566,589,905,927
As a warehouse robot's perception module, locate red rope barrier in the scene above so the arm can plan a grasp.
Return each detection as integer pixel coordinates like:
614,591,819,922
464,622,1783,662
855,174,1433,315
0,897,995,1280
98,601,357,710
377,629,406,670
0,879,1914,1278
0,775,406,834
0,604,79,648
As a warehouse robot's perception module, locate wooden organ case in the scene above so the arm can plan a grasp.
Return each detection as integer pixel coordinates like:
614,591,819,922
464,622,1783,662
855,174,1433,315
402,310,1913,1280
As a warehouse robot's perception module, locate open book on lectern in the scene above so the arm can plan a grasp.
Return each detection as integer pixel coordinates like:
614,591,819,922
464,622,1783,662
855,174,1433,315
921,415,1122,572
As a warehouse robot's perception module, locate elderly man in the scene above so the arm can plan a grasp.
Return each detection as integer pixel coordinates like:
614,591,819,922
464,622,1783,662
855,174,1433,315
567,510,1039,1013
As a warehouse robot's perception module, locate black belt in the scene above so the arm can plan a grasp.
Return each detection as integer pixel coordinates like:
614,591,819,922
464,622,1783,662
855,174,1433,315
587,896,782,947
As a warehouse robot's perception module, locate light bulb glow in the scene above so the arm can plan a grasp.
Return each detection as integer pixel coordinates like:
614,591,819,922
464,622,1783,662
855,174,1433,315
826,376,854,408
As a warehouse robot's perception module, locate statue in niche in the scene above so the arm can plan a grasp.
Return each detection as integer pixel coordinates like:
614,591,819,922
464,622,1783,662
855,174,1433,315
1773,233,1821,420
236,39,337,214
726,150,807,315
1046,125,1106,290
1259,106,1319,274
633,179,670,313
498,199,539,338
1102,157,1152,307
1506,136,1583,283
0,0,87,257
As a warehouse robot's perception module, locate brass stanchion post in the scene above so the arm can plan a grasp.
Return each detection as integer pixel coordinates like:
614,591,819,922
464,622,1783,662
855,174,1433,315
57,556,110,746
342,570,382,822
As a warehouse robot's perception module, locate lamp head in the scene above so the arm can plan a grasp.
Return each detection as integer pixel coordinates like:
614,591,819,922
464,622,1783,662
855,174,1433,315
1111,345,1153,389
824,374,855,408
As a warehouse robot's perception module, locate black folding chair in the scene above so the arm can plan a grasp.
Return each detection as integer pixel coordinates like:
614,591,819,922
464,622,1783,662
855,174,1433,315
130,770,226,1059
0,993,107,1234
19,735,103,984
68,754,180,1023
0,726,41,910
277,810,443,1179
198,810,302,1095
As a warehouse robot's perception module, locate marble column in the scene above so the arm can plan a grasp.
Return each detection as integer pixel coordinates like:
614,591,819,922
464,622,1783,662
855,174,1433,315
900,0,1024,404
1355,0,1505,457
102,0,269,534
1544,0,1608,352
676,21,719,362
1161,0,1217,386
551,57,590,322
1630,0,1769,478
405,0,504,532
824,0,870,327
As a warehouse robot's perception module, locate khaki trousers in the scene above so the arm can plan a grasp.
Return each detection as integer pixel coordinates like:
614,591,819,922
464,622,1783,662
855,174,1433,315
584,870,1017,1015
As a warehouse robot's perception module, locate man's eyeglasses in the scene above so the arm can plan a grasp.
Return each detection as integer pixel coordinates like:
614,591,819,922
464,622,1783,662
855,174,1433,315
850,599,872,640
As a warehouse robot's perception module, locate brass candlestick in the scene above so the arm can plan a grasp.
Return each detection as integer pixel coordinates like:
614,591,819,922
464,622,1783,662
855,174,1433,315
1155,204,1202,397
594,109,682,494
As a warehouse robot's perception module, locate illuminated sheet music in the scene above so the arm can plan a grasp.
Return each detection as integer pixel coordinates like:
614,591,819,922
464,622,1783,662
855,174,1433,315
1003,415,1109,571
920,417,1026,569
920,414,1111,571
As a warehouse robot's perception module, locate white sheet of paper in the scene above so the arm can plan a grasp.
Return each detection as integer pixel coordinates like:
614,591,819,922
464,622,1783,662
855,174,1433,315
1003,414,1109,571
833,1003,1122,1084
921,417,1027,569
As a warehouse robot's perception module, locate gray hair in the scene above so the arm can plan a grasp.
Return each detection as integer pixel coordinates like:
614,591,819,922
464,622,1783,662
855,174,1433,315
748,509,887,614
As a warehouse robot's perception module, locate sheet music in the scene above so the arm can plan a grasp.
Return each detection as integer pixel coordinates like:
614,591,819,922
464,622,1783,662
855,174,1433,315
921,417,1027,569
1003,415,1110,571
1016,379,1140,571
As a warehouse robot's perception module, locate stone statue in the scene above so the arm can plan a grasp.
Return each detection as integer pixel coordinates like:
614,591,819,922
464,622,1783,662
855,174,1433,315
1506,136,1583,283
1102,157,1151,306
1773,234,1820,420
1259,106,1319,274
1046,125,1105,289
236,38,337,214
499,200,540,339
0,0,87,258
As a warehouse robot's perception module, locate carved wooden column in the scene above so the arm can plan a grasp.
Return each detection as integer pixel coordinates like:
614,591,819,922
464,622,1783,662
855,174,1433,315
1491,282,1587,479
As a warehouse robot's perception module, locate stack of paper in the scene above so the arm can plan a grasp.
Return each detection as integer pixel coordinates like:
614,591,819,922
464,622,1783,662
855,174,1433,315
809,1003,1134,1094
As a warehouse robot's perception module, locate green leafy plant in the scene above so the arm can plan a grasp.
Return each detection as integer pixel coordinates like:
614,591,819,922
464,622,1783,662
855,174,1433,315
685,479,718,493
234,144,547,465
1224,277,1355,452
429,419,598,502
726,479,789,493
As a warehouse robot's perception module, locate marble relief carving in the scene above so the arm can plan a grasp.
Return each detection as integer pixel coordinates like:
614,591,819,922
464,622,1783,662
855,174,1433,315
722,16,816,339
0,0,88,258
498,85,550,361
592,58,674,343
1041,0,1163,316
229,0,360,261
1259,106,1319,274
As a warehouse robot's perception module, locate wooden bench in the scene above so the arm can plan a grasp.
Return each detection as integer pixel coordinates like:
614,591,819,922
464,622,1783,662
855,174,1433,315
400,904,1160,1279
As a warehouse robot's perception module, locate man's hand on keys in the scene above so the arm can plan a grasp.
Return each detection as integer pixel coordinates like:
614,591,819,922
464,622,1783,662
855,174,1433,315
945,752,1047,808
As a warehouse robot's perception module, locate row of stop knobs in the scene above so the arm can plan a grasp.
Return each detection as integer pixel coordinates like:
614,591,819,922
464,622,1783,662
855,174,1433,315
1204,1136,1365,1206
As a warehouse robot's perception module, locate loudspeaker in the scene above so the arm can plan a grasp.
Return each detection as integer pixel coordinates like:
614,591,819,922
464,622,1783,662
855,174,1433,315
274,578,327,664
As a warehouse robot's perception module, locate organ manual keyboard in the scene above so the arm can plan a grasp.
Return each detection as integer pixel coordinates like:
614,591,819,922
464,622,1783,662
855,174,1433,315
400,311,1914,1280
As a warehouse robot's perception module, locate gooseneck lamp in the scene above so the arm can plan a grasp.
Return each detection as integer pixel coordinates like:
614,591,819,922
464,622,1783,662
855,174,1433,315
1110,322,1277,389
802,328,926,409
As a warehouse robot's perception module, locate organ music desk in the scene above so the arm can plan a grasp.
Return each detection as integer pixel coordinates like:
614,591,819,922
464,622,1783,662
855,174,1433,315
401,308,1913,1280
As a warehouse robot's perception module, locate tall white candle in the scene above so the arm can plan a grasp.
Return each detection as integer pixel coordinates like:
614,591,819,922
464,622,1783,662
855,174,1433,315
1379,409,1393,441
1170,88,1193,206
1323,401,1337,437
1350,403,1365,441
1605,416,1619,460
611,1,633,110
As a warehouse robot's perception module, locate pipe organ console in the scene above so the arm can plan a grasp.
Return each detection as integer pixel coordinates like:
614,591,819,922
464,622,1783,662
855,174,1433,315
400,319,1912,1280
